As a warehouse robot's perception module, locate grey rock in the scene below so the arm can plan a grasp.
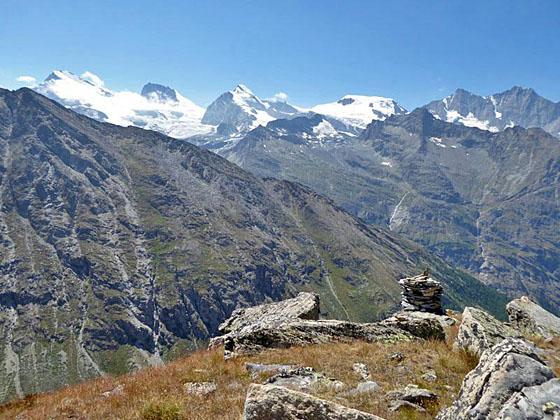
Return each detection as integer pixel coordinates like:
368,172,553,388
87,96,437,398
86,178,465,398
507,296,560,339
388,400,426,412
184,381,217,396
421,369,437,382
497,378,560,419
242,383,384,420
456,307,521,356
380,311,446,340
245,363,295,378
219,319,413,358
437,338,555,420
265,367,320,391
345,381,380,396
218,292,320,335
387,384,438,407
352,362,370,380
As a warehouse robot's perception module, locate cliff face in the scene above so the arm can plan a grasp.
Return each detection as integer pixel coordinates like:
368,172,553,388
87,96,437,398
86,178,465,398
0,88,506,402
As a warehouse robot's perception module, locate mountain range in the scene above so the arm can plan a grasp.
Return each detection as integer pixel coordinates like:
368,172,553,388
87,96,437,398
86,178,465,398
0,87,507,403
223,108,560,315
33,70,560,142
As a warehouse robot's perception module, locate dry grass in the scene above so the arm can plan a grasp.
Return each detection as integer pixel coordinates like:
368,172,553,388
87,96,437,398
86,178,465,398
0,337,478,420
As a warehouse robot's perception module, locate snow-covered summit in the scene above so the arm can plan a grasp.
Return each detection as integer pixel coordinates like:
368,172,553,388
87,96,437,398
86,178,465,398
35,70,213,138
310,94,407,129
201,84,300,135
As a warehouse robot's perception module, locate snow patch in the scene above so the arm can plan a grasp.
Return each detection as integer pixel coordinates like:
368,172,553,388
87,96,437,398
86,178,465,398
311,94,405,129
312,120,338,139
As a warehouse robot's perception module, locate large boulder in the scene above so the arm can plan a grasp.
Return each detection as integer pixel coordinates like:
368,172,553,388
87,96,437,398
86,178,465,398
243,384,384,420
437,338,555,420
380,311,452,340
456,307,521,356
218,292,320,334
497,378,560,419
221,319,413,358
507,296,560,339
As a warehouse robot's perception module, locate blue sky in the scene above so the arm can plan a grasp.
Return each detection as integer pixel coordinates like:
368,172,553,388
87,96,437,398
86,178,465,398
1,0,559,108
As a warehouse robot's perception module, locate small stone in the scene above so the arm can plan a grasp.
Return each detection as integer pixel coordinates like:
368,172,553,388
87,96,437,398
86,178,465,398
390,352,404,362
346,381,380,396
389,399,426,412
245,363,295,378
387,384,438,407
184,381,217,396
421,369,437,382
101,384,124,398
352,362,370,380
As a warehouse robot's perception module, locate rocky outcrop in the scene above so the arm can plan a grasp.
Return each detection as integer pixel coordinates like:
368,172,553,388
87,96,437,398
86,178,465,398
437,338,555,420
507,296,560,339
220,319,413,358
456,307,520,356
399,273,444,314
242,384,384,420
379,311,448,340
218,292,320,335
497,378,560,419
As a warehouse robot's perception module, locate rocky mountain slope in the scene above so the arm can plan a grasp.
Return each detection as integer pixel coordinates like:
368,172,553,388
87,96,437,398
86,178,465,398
222,109,560,314
0,88,506,402
1,288,557,420
425,86,560,137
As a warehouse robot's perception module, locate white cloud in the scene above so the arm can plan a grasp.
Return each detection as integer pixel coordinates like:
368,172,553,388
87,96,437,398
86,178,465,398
16,75,37,85
269,91,288,103
80,71,104,87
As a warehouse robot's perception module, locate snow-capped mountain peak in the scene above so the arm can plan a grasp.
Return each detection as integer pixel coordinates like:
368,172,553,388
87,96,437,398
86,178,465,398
34,70,212,138
310,94,407,129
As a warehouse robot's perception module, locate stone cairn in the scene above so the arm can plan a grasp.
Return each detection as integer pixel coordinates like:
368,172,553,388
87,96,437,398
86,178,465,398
399,272,443,314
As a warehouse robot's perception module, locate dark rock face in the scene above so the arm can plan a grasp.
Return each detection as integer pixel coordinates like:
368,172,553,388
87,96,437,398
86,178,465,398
141,83,178,103
0,88,502,402
425,86,560,137
222,108,560,314
437,338,555,420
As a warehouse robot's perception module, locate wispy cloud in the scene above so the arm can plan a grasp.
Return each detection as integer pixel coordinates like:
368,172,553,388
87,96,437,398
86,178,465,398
269,92,288,103
16,75,37,85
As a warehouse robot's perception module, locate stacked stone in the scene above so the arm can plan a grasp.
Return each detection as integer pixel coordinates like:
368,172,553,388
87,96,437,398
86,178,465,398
399,273,443,314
